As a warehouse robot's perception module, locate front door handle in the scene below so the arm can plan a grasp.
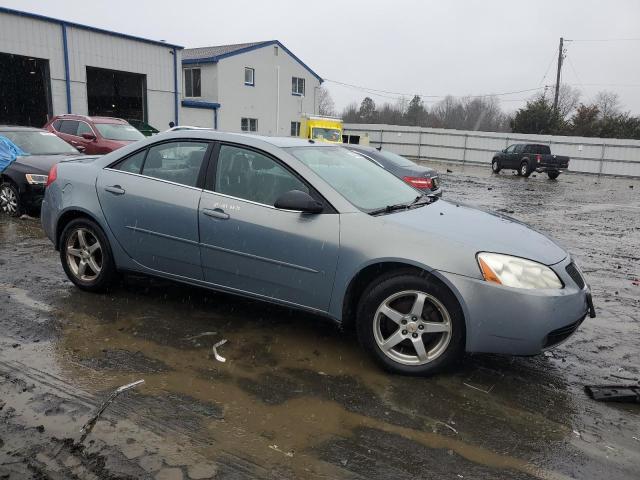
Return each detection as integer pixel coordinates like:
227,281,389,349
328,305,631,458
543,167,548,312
105,185,125,195
202,208,230,220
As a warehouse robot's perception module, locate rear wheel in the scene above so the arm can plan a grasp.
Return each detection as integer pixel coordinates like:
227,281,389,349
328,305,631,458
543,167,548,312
0,182,22,217
60,218,117,292
491,159,501,173
520,161,531,178
547,170,560,180
356,273,465,376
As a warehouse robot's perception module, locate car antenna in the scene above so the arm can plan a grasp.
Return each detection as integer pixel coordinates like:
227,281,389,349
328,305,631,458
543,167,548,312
376,145,382,151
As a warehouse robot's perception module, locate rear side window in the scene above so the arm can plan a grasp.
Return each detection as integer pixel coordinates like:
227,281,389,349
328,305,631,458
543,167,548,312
141,141,209,187
114,150,146,174
58,120,79,135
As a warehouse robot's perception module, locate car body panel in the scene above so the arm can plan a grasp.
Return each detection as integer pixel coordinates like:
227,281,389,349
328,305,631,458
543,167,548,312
42,131,591,356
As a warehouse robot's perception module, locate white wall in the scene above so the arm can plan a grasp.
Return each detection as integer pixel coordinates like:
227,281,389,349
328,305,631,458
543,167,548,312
181,44,321,134
344,123,640,177
0,10,180,129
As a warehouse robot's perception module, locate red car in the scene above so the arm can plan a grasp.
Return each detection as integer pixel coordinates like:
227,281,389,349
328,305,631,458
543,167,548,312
44,115,145,154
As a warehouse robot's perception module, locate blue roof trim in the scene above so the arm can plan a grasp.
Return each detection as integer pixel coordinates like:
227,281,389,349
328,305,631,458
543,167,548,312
182,40,323,83
181,100,221,110
0,6,183,49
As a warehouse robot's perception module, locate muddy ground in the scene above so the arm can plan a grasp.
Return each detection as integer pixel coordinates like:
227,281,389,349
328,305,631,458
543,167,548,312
0,163,638,479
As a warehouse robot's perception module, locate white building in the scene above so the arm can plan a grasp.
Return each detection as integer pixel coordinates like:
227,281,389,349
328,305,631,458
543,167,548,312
0,6,182,129
180,41,323,135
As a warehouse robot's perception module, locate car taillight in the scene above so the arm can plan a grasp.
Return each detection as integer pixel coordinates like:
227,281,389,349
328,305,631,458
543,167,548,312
536,154,542,163
46,164,57,187
403,176,433,190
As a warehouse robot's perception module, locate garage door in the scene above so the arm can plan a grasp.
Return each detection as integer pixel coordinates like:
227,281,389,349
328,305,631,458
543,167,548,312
86,66,147,122
0,52,52,127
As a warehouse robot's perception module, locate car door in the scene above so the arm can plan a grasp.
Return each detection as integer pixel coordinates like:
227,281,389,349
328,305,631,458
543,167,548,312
96,140,212,279
198,143,340,311
56,120,80,149
513,144,525,167
75,121,98,154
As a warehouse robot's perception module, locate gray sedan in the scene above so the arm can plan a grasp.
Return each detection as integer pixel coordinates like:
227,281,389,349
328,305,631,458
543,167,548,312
345,144,442,196
41,131,594,375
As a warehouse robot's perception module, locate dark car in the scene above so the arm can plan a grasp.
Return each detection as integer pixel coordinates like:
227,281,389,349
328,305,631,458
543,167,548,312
492,144,570,179
44,114,145,154
0,126,82,216
127,118,160,137
344,145,442,196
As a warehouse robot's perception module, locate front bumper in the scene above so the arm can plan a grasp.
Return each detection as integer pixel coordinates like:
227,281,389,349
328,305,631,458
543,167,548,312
438,256,593,355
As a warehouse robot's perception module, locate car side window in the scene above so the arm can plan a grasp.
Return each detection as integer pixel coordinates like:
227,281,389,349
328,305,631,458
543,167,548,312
215,144,308,206
514,144,524,154
113,150,146,174
504,145,515,153
77,122,93,137
59,120,79,135
141,141,208,187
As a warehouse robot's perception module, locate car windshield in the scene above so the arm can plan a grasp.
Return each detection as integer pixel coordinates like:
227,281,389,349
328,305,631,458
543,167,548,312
311,128,341,142
0,130,79,155
288,146,419,212
94,123,145,141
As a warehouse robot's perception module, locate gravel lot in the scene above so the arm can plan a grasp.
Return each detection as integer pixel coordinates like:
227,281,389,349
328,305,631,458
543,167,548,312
0,163,638,479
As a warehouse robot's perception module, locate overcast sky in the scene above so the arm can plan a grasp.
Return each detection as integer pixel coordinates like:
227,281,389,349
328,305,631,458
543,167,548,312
3,0,640,114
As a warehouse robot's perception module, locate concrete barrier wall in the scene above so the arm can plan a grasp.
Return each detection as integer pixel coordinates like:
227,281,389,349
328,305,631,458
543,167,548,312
344,123,640,177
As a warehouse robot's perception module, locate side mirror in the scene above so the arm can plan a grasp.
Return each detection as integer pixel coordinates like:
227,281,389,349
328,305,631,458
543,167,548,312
81,133,96,141
76,145,86,152
274,190,323,214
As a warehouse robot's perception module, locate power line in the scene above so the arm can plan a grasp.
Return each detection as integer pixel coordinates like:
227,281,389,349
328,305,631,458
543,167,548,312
324,78,545,100
566,38,640,42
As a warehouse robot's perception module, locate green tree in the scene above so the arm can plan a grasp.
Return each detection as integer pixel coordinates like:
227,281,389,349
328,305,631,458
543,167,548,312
404,95,428,126
570,104,600,137
511,98,561,134
358,97,377,123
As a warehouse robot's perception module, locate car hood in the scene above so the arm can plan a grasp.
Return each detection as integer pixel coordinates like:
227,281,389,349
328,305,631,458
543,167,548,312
13,154,84,174
379,200,567,266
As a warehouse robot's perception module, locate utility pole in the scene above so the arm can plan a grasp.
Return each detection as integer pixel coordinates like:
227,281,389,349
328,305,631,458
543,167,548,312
553,37,564,113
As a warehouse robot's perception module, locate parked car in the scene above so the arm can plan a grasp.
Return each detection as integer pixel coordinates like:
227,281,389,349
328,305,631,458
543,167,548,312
41,132,595,375
492,144,570,179
0,126,83,216
345,145,442,196
44,115,145,154
127,119,159,137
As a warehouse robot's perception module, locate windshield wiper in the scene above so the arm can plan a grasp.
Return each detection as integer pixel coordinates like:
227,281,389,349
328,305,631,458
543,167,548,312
369,194,438,216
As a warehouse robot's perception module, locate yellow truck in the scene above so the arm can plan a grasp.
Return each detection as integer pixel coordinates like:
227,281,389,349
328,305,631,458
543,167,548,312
299,115,343,143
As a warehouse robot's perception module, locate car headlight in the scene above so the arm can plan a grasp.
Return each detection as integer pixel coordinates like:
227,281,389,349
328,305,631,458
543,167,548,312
25,174,48,185
477,252,563,289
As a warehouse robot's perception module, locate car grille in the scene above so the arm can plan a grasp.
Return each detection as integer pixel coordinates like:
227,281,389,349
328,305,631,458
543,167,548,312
566,262,585,289
544,318,584,348
431,176,439,190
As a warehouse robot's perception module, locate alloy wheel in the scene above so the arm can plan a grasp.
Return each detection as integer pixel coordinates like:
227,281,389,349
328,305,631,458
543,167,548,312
373,290,452,366
0,185,18,215
65,227,103,281
520,163,528,176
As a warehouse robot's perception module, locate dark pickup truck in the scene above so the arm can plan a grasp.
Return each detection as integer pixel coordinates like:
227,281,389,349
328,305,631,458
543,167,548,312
491,143,569,179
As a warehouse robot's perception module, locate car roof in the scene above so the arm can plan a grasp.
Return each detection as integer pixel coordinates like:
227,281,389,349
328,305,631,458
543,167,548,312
159,130,338,149
52,114,127,124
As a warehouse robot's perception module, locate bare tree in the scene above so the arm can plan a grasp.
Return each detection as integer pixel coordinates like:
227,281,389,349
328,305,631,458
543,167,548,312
534,84,581,120
316,86,336,116
594,91,621,118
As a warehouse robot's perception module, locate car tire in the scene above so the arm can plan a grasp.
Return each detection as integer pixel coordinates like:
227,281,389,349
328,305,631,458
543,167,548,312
0,182,22,217
356,272,465,376
491,159,501,173
547,170,560,180
59,218,117,292
520,161,532,178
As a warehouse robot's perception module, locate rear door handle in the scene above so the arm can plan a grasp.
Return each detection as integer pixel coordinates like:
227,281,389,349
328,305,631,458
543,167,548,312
202,208,230,220
105,185,125,195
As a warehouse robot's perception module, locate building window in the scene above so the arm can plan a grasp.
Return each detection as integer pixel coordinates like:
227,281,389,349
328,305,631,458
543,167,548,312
292,77,305,96
241,118,258,132
290,121,300,137
244,67,255,86
184,68,201,97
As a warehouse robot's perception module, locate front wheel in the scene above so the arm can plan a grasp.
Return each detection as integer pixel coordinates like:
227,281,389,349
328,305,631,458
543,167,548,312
547,170,560,180
356,273,465,376
520,161,532,178
59,218,117,292
491,159,501,173
0,182,22,217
